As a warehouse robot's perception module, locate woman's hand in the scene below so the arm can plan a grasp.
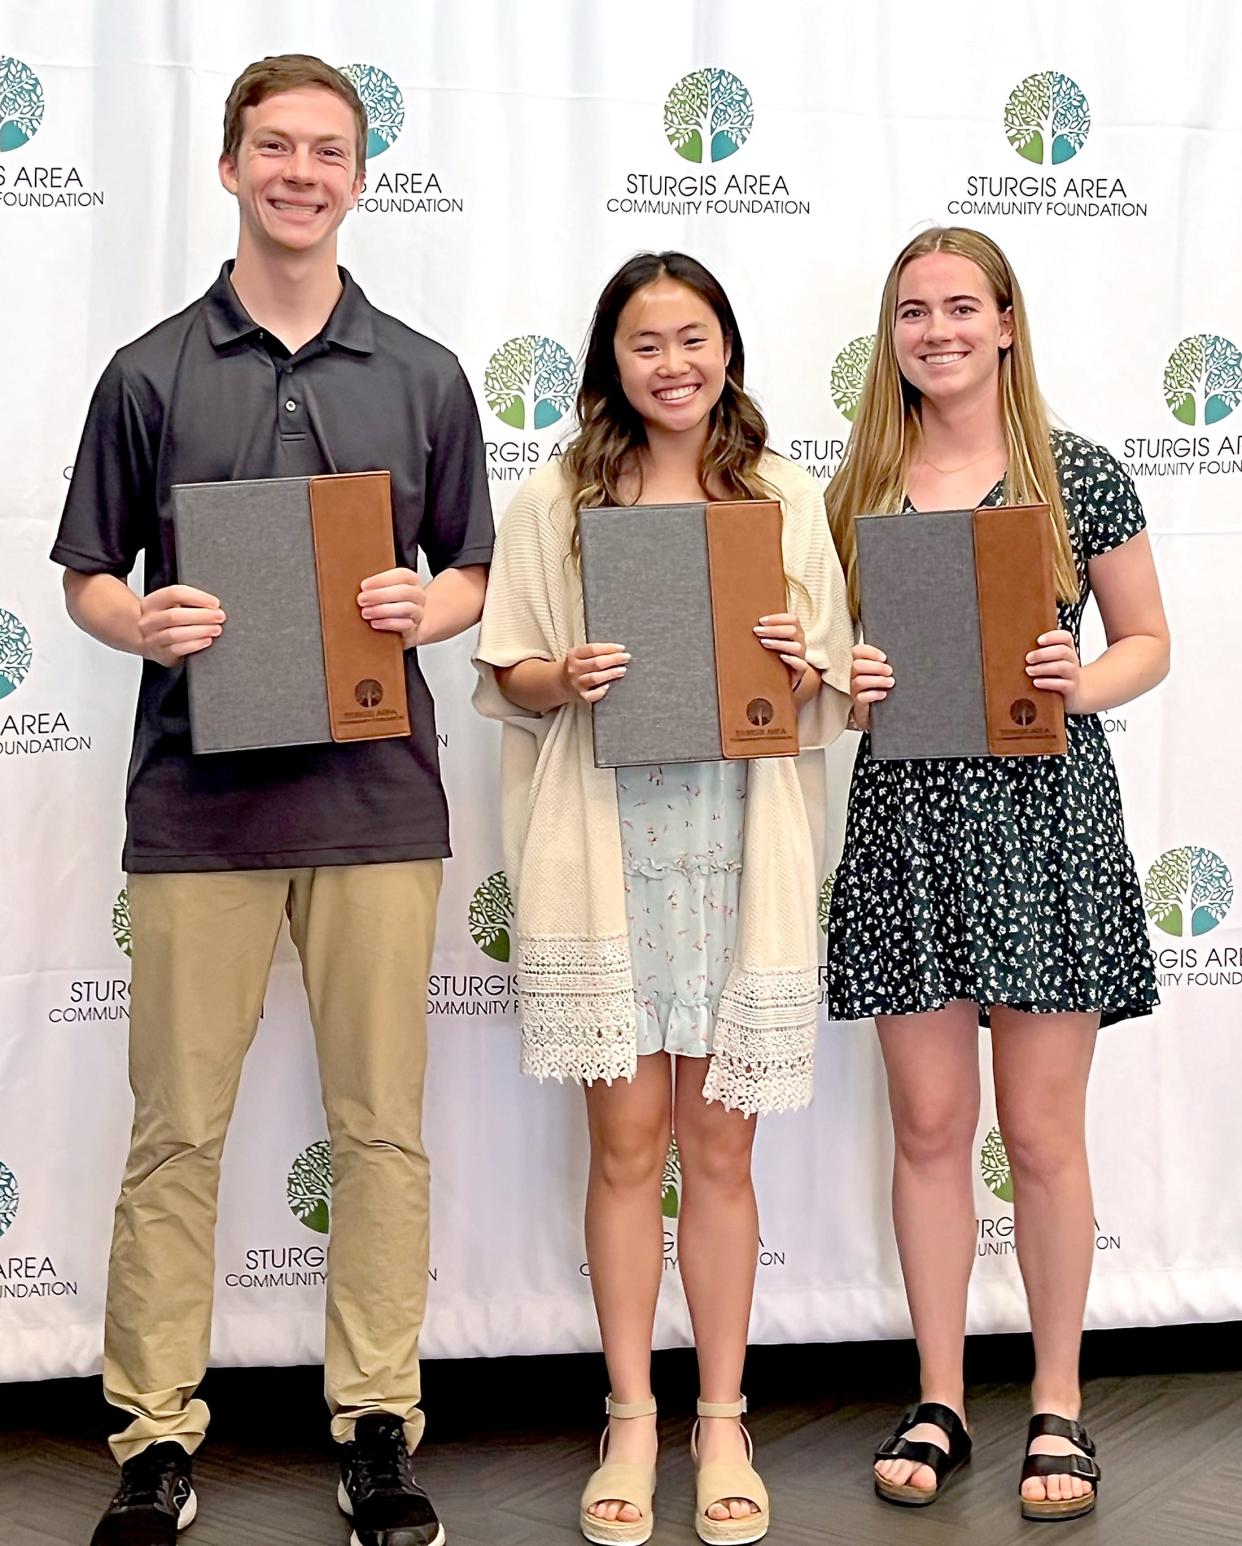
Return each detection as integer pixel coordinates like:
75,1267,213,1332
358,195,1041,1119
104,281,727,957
849,642,894,732
755,613,810,685
561,642,631,703
1026,629,1083,712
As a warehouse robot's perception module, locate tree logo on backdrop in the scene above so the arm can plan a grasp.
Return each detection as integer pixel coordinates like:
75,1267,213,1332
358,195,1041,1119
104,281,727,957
661,1137,682,1219
484,336,576,430
1004,71,1090,164
469,871,515,961
339,64,404,157
818,871,836,936
980,1126,1014,1203
1143,847,1234,938
830,336,874,422
0,57,43,153
0,609,32,699
111,888,132,958
1162,335,1242,427
664,68,754,163
287,1140,332,1234
0,1160,18,1237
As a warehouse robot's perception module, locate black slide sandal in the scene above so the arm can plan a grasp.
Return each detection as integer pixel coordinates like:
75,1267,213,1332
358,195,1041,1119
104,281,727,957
1020,1413,1100,1522
873,1402,972,1507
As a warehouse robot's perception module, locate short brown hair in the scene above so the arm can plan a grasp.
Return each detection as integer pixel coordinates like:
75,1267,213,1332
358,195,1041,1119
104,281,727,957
222,54,368,171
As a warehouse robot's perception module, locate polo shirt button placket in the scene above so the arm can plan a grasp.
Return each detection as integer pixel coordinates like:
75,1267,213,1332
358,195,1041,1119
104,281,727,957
280,366,304,438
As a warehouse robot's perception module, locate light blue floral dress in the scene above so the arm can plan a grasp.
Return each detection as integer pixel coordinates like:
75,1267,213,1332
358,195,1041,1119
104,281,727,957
615,761,748,1056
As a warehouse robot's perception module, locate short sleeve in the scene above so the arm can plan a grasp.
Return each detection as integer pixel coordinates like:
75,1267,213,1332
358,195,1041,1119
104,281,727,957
419,362,495,574
472,471,576,728
770,459,852,750
1077,444,1148,561
50,355,155,577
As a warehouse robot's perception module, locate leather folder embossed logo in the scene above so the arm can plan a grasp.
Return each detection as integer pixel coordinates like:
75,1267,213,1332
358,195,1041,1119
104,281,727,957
171,471,410,754
578,498,798,767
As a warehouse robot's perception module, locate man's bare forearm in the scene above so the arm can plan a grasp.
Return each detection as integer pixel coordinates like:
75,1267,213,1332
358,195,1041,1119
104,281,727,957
414,564,488,645
63,570,144,656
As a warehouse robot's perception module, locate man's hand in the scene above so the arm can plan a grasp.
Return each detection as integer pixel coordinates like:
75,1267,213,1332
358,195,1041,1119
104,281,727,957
358,567,426,650
137,585,224,667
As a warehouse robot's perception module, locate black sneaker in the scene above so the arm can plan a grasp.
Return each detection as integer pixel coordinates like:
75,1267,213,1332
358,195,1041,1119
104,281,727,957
337,1413,445,1546
90,1441,197,1545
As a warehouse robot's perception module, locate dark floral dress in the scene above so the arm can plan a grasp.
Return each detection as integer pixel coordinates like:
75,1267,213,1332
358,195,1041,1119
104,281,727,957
826,431,1159,1028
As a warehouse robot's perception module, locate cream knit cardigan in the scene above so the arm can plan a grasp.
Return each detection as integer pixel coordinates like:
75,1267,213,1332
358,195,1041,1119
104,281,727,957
473,453,853,1115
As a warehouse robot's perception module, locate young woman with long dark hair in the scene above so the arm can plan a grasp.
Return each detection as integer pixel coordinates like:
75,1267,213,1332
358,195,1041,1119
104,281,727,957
475,251,852,1544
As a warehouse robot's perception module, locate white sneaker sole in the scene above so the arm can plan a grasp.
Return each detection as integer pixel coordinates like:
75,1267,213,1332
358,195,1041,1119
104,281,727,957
178,1489,198,1530
337,1480,446,1546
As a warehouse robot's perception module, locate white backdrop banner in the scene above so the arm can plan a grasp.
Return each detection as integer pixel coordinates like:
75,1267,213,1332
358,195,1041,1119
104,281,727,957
1,0,1240,1382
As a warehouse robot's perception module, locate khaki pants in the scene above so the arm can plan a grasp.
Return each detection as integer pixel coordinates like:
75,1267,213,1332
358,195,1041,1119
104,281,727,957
104,860,442,1464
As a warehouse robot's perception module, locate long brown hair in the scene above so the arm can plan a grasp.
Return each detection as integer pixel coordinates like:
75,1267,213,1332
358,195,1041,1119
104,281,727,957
826,226,1077,619
563,252,773,519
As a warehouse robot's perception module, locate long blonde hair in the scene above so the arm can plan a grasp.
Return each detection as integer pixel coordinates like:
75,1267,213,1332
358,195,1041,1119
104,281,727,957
826,226,1077,620
563,251,774,523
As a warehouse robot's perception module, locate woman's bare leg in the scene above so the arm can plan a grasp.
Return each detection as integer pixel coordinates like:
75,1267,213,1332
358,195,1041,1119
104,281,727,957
674,1057,761,1522
992,1007,1099,1507
581,1053,672,1523
874,1001,981,1491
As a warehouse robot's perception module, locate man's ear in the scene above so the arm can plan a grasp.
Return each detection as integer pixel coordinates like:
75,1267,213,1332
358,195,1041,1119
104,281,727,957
218,153,240,196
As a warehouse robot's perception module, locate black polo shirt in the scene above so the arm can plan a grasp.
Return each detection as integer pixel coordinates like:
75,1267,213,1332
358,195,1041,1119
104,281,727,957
52,262,493,872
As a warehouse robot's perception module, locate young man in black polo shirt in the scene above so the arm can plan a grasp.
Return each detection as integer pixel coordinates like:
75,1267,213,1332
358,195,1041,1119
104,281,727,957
52,55,492,1546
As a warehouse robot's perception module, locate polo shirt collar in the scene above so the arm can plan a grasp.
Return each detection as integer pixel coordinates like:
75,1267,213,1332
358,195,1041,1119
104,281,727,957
204,260,375,356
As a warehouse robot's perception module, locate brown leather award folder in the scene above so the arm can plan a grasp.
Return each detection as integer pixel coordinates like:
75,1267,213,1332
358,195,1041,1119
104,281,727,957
308,472,410,743
578,499,798,767
705,501,799,757
972,503,1066,756
171,471,410,753
855,501,1065,760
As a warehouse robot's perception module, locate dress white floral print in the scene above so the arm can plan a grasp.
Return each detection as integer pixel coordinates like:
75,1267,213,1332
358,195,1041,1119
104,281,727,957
616,759,748,1056
826,431,1159,1028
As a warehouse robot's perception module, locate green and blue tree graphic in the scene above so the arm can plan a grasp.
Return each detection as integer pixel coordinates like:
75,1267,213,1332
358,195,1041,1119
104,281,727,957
818,870,836,936
0,609,32,699
1163,335,1242,426
664,68,753,164
469,871,515,961
112,889,132,958
484,336,576,431
980,1126,1014,1204
0,1161,19,1238
287,1140,333,1234
830,338,874,423
661,1137,682,1219
1004,71,1090,165
339,63,404,157
0,57,43,153
1144,847,1233,938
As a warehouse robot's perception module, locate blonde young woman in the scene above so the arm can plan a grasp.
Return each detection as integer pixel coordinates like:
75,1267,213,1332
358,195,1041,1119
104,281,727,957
474,251,852,1545
825,227,1168,1523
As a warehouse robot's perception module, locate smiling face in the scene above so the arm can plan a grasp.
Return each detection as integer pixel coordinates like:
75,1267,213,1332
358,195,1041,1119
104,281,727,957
893,250,1014,406
613,276,731,438
218,85,363,257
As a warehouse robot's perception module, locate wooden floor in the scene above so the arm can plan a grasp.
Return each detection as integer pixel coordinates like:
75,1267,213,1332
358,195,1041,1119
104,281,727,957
1,1326,1239,1546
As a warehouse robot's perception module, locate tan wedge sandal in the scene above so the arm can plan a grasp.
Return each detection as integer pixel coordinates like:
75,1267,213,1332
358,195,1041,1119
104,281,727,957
690,1397,770,1545
578,1395,658,1546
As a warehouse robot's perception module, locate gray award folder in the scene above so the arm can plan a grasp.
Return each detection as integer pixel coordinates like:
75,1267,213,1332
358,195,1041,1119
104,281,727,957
171,477,332,753
579,503,721,766
855,508,991,760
